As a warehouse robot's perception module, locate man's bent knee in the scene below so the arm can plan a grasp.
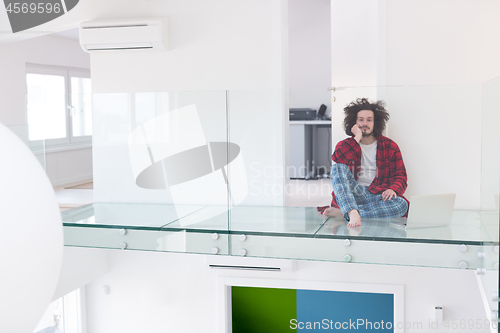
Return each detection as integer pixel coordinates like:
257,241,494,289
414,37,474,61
391,197,408,217
399,198,409,216
331,163,352,177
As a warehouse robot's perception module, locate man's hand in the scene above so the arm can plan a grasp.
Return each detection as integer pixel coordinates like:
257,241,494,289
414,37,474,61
382,189,397,201
351,124,362,143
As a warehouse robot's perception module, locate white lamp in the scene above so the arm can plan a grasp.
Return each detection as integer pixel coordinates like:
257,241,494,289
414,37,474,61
0,123,63,332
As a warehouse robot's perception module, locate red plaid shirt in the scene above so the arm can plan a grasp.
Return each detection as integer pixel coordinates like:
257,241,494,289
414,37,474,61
330,135,408,209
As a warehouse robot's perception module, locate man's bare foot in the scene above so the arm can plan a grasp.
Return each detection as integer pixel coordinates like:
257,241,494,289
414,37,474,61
322,207,343,217
347,210,362,228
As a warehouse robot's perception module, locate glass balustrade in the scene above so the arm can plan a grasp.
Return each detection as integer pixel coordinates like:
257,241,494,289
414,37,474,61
480,76,500,323
56,85,498,276
62,202,496,270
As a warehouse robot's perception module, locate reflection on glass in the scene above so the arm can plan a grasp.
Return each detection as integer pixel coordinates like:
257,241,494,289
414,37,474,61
70,77,92,137
134,92,157,124
33,289,81,333
323,218,407,238
92,91,234,229
286,84,496,220
26,73,66,140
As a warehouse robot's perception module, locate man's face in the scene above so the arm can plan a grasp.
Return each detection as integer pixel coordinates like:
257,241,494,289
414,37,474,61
356,110,375,137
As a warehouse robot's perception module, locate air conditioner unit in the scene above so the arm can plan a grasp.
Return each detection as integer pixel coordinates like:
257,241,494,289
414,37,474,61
79,18,169,52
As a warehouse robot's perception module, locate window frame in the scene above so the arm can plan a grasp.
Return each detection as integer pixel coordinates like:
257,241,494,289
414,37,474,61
33,286,87,333
68,69,92,144
26,63,92,151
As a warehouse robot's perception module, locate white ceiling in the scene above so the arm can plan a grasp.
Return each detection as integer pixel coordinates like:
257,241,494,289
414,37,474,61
51,28,79,41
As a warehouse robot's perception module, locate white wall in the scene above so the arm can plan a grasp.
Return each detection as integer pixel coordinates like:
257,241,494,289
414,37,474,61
288,0,332,174
330,0,500,209
330,0,386,146
0,35,93,186
288,0,332,114
330,1,386,89
386,0,500,86
53,247,109,301
84,250,490,333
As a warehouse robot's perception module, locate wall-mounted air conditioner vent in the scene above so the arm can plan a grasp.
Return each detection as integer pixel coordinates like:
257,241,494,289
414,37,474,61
79,18,169,52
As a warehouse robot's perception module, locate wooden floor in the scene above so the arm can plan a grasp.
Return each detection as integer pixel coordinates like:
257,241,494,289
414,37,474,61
54,180,94,211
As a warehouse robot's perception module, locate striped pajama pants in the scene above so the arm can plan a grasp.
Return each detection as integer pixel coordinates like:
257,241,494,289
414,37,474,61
331,163,408,221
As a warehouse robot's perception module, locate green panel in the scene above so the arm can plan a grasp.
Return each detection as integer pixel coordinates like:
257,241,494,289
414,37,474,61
232,286,296,333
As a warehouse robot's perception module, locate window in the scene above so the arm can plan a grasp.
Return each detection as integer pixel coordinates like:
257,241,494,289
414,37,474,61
33,288,85,333
26,64,92,149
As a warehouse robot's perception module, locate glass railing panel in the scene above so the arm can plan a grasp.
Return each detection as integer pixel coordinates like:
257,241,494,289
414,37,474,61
475,244,499,325
60,83,499,271
225,210,490,269
63,204,495,245
166,206,326,235
222,83,496,269
284,84,488,222
225,88,290,258
228,206,325,235
481,77,500,213
62,204,94,223
64,227,230,254
480,77,500,324
226,89,286,209
62,203,230,255
316,210,498,243
228,234,484,269
64,227,190,252
331,83,482,210
88,90,229,254
62,202,193,228
62,202,487,269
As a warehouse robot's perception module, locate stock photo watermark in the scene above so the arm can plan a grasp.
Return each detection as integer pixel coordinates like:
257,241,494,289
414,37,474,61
4,0,80,33
289,318,498,330
248,162,333,199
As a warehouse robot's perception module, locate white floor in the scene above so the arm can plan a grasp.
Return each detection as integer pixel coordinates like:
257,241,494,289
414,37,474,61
54,179,333,211
287,178,333,207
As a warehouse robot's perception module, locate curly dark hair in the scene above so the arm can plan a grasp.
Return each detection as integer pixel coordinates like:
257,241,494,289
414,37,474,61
343,98,390,137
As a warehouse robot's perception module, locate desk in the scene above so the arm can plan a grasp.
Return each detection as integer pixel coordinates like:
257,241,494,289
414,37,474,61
289,120,331,179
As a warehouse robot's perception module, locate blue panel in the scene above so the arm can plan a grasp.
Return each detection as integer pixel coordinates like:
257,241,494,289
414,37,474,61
295,290,393,332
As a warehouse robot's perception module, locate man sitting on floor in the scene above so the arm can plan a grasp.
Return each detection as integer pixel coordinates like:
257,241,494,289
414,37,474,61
322,98,409,227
